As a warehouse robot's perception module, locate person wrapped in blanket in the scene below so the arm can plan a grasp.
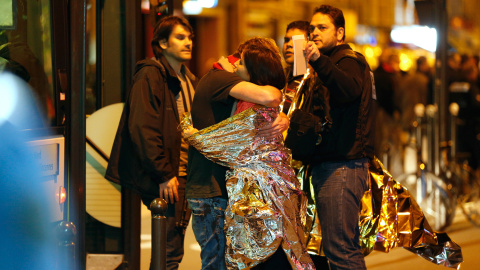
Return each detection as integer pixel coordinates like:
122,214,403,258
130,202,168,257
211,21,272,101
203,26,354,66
182,37,315,270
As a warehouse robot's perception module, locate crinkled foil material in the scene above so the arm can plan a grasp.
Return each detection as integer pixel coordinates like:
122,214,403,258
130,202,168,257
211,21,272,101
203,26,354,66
295,165,324,256
181,106,315,270
360,158,463,268
181,107,463,269
289,158,463,268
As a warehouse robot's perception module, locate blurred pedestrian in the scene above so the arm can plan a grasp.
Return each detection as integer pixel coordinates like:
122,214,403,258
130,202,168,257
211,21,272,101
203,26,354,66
373,49,403,173
374,49,401,118
396,56,432,131
452,55,480,171
447,52,462,87
0,72,57,270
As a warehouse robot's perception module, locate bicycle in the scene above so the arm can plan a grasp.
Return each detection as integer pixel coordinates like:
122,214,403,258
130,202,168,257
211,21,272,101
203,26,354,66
395,102,480,231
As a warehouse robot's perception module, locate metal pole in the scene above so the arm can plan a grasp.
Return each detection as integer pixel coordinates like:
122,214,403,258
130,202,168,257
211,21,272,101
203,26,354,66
150,198,168,270
449,103,459,162
426,104,437,171
414,103,426,159
68,0,86,267
433,0,448,175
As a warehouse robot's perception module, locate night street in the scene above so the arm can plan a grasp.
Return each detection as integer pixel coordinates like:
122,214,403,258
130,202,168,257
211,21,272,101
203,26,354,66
139,205,479,269
365,208,478,270
4,1,480,268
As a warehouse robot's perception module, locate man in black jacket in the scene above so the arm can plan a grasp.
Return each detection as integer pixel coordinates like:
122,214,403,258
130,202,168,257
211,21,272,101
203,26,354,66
106,16,196,270
303,5,377,270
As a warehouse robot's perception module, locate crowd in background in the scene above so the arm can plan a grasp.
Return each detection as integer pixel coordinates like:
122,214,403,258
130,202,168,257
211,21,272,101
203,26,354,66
373,47,480,178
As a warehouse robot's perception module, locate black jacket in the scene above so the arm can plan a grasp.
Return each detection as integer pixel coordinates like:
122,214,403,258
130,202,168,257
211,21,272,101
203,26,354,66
105,55,197,198
309,44,377,162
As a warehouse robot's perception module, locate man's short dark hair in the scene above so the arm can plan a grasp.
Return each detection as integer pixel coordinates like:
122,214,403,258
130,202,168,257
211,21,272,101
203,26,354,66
286,20,310,35
416,56,427,70
151,16,193,59
313,5,346,42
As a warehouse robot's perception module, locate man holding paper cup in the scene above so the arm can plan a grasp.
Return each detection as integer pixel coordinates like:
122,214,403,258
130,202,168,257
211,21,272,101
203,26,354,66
303,4,377,270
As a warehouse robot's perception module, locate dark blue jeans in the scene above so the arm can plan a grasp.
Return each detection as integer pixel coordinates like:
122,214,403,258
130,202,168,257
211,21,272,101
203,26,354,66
311,158,369,270
187,197,228,270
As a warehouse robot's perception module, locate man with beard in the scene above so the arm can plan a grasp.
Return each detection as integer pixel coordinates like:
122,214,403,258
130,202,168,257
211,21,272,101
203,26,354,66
303,5,377,270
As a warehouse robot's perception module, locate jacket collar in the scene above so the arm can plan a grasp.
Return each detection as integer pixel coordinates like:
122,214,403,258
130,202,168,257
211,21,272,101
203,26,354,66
156,54,197,87
183,65,197,86
324,43,351,57
157,54,179,79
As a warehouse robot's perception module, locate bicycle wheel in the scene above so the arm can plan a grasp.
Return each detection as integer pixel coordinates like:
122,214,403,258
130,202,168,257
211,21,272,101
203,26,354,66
396,172,456,231
458,168,480,227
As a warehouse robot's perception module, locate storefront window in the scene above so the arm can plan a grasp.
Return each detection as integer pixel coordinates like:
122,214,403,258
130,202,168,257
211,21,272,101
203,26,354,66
0,0,55,127
85,0,123,255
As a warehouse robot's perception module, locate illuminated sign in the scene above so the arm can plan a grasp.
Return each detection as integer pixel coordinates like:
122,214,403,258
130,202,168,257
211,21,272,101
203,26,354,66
32,143,59,177
390,25,437,52
183,0,218,15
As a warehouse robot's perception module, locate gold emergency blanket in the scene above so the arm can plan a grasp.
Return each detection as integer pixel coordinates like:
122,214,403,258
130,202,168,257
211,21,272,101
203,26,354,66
303,158,463,268
180,106,315,270
359,158,463,268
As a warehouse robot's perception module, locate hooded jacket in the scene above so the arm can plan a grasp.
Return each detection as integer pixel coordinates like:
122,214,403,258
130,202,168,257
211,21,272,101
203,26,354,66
105,55,197,198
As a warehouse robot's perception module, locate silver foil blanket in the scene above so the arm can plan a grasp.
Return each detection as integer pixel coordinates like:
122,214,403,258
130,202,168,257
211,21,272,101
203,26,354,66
180,106,315,270
359,158,463,268
302,158,463,268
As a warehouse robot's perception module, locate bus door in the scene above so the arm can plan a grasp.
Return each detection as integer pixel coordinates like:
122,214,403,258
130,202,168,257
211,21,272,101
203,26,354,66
1,0,85,269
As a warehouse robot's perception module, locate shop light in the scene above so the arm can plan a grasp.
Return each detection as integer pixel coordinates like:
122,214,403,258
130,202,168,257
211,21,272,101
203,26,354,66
365,47,374,58
59,186,67,204
199,0,217,8
390,25,437,52
183,0,203,15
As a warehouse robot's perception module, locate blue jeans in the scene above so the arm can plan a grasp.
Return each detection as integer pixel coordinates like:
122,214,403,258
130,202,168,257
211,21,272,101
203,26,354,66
187,197,228,270
311,158,369,270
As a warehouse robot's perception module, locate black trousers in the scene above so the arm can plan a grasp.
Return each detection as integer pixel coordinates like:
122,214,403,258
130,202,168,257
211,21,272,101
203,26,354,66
252,247,292,270
252,248,331,270
143,177,191,270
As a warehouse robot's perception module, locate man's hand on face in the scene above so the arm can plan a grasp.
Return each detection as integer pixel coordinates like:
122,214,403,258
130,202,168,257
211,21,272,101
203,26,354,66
217,56,235,73
257,112,290,139
159,177,179,204
304,41,321,62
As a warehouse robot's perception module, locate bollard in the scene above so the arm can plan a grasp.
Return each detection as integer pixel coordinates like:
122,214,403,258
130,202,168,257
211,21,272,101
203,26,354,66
449,103,459,162
56,221,77,270
414,103,425,157
425,104,437,172
150,198,168,270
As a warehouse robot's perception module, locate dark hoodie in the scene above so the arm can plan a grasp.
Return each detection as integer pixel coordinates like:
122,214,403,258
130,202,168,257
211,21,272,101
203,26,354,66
105,55,197,198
